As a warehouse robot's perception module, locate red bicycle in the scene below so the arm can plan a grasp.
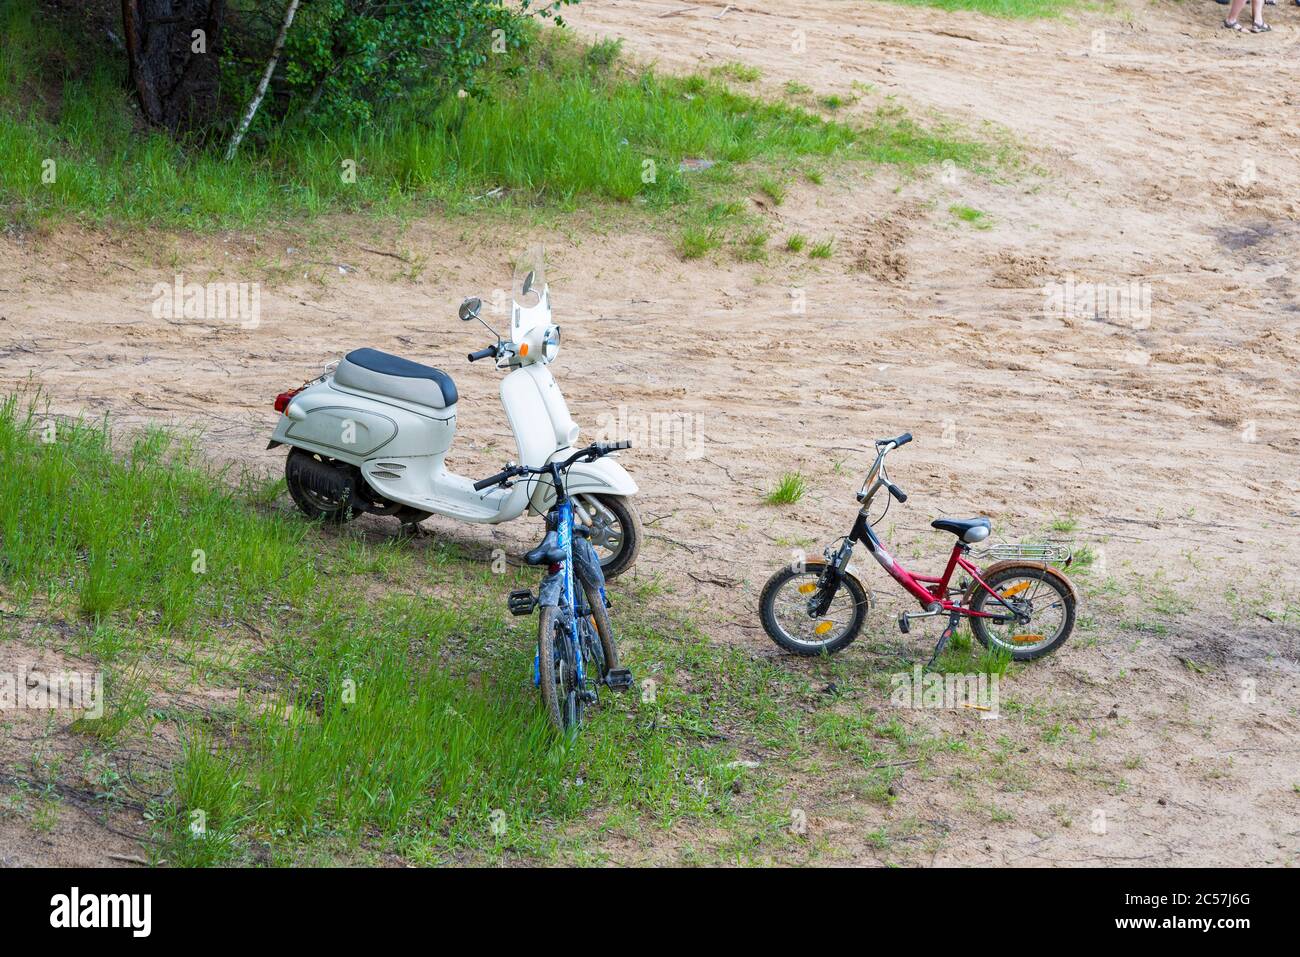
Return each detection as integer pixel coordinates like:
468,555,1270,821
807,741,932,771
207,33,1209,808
759,432,1077,664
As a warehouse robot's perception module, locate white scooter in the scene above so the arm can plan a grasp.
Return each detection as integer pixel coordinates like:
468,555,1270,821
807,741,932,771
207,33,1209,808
266,249,642,578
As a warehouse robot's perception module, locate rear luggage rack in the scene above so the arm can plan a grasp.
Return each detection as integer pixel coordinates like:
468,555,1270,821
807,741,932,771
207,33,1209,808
973,541,1073,567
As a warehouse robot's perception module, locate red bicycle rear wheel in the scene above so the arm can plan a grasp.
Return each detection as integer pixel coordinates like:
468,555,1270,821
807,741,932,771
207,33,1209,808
969,564,1075,660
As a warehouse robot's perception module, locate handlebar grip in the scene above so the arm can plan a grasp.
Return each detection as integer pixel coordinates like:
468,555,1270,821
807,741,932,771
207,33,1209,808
473,468,515,491
590,440,632,456
894,432,912,447
887,482,908,503
468,346,496,362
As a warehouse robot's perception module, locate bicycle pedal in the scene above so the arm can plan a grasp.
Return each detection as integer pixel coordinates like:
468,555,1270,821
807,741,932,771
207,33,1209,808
507,588,537,616
604,668,634,691
897,613,910,634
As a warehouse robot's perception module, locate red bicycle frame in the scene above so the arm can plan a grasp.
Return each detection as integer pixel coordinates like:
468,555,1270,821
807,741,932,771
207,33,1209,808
846,513,1010,620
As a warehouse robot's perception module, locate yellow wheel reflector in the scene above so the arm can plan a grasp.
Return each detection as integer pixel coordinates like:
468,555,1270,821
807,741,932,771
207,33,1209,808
798,583,818,594
1011,634,1044,644
1000,581,1031,599
814,621,834,635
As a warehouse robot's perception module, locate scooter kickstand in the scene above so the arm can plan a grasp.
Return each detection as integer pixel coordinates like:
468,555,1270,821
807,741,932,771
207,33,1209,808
395,521,425,541
926,612,962,669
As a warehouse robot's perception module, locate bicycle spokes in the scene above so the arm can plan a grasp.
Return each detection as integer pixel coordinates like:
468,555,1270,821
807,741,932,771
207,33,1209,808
771,572,857,648
982,575,1066,653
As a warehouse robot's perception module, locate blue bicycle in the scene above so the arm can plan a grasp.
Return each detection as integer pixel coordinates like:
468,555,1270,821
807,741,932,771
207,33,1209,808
474,442,635,733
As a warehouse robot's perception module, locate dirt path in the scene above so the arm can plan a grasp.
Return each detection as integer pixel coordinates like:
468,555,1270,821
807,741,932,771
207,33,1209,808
2,0,1298,865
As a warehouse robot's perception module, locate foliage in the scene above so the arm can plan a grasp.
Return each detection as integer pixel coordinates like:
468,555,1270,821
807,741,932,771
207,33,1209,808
220,0,573,133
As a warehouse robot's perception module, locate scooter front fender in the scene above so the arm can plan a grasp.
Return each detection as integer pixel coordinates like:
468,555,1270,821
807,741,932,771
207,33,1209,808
528,451,638,514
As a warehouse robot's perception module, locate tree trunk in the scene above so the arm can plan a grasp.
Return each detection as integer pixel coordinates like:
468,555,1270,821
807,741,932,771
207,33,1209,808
223,0,299,161
121,0,226,133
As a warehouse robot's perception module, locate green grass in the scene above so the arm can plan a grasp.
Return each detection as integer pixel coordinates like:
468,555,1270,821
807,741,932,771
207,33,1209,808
678,225,722,259
738,229,769,262
765,472,807,506
785,233,808,253
2,390,1081,866
1,389,970,866
0,395,317,631
757,176,787,205
949,204,992,230
808,238,835,259
0,0,998,234
711,61,763,83
0,391,778,864
871,0,1083,16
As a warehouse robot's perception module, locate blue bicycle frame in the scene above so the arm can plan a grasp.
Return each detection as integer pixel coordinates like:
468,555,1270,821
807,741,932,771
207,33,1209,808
482,441,629,707
532,496,587,688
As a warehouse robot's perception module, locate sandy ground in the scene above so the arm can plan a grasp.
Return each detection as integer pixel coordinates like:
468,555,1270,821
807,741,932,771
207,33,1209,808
2,0,1298,865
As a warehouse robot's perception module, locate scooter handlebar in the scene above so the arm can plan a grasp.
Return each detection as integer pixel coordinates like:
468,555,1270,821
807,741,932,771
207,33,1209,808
468,345,497,362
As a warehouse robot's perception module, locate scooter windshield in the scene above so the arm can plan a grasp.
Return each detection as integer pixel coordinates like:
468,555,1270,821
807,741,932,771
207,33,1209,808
511,244,550,341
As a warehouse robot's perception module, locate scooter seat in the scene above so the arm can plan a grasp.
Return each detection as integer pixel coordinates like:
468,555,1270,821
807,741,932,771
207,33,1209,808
334,348,458,409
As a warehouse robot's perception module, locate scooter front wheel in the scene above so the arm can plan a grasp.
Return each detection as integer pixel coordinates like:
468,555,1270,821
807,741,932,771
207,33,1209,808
575,494,641,579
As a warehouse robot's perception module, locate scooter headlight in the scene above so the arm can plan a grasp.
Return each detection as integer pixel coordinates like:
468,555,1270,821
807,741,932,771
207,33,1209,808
542,325,561,363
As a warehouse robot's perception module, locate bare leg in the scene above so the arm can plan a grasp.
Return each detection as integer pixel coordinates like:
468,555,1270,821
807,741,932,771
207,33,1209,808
1251,0,1264,22
1226,0,1247,21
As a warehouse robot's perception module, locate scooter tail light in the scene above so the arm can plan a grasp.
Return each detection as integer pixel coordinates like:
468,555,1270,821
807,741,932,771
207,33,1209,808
273,387,302,413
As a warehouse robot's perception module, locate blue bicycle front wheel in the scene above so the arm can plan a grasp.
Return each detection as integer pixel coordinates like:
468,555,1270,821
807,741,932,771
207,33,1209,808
537,604,583,735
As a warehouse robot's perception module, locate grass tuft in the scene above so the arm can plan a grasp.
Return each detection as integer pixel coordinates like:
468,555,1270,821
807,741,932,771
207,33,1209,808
765,472,807,506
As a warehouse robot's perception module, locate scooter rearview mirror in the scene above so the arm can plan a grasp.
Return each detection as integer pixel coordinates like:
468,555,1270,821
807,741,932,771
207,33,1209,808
458,297,482,321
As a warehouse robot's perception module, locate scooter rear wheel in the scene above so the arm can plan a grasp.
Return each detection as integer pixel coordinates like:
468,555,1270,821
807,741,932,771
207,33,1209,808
285,449,360,524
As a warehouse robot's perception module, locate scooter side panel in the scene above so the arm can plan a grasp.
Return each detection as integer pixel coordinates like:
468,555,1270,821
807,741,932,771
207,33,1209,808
328,382,456,454
270,380,455,462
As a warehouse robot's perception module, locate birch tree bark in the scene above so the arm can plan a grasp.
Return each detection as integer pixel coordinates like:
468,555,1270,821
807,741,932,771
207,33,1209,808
223,0,300,161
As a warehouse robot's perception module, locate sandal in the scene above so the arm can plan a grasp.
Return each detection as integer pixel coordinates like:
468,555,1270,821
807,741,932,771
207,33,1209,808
1251,19,1272,30
1223,18,1243,28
